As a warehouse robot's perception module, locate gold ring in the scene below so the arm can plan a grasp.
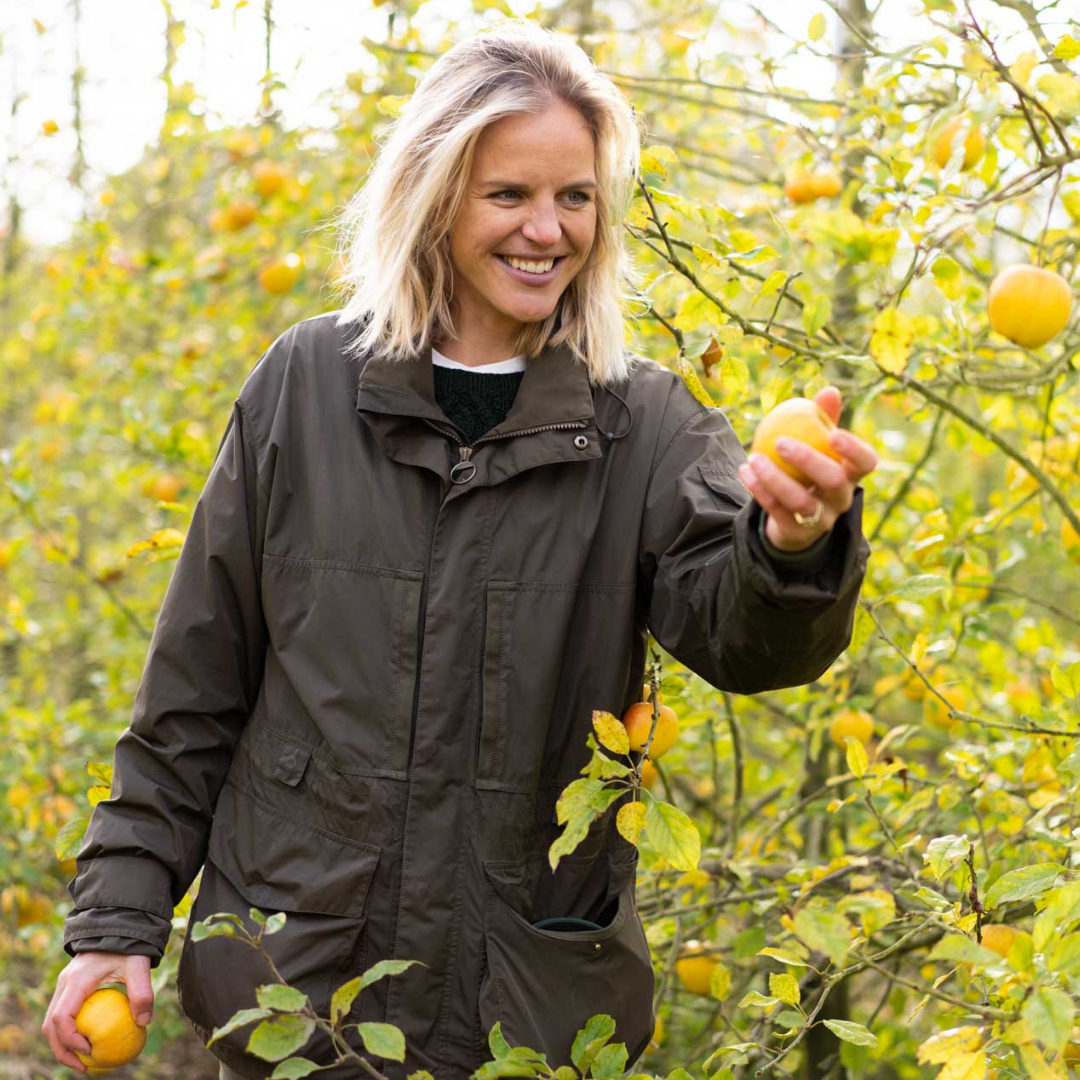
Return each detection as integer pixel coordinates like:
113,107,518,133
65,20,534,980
794,496,824,528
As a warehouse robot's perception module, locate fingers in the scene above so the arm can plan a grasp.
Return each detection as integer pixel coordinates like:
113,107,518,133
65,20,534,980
826,430,878,479
814,385,842,425
759,442,850,513
738,456,829,528
123,956,155,1026
42,970,92,1074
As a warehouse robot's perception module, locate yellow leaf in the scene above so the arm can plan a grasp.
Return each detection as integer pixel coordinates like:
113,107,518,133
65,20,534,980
770,972,801,1005
917,1026,986,1065
845,735,869,779
616,801,647,845
593,710,629,756
808,13,826,41
677,355,716,407
640,150,669,179
938,1050,987,1080
711,960,732,1001
761,374,793,415
870,307,915,375
1009,50,1038,88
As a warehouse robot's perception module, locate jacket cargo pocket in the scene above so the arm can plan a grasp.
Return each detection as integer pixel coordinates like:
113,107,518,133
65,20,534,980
477,851,655,1069
478,580,637,792
261,553,423,779
177,781,382,1064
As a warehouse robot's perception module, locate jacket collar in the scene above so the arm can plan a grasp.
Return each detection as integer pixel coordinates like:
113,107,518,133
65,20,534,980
353,335,605,489
355,336,596,435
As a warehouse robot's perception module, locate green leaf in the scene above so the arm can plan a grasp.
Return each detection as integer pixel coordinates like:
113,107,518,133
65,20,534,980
757,270,788,299
822,1019,878,1047
589,1040,629,1079
1022,986,1074,1053
190,919,238,942
931,256,963,300
269,1059,323,1079
883,574,948,601
207,1007,273,1045
55,817,89,861
757,947,809,967
358,958,424,993
984,864,1066,909
924,834,969,881
644,799,701,871
571,1014,616,1075
487,1020,513,1060
926,934,1002,967
256,984,309,1013
331,976,360,1027
1048,934,1080,976
802,294,832,338
734,926,766,959
549,778,623,871
247,1015,316,1062
793,907,851,968
737,990,779,1008
1051,660,1080,701
265,912,287,934
356,1021,406,1062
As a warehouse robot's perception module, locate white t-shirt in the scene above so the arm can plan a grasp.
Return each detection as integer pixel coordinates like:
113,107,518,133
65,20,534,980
431,346,526,374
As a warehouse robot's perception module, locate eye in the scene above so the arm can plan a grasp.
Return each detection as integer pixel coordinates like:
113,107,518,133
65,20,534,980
489,190,592,205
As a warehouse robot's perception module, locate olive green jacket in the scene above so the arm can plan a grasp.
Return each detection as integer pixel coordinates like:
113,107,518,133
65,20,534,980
64,312,870,1078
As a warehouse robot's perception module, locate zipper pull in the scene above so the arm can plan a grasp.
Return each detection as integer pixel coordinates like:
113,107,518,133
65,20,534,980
450,445,477,484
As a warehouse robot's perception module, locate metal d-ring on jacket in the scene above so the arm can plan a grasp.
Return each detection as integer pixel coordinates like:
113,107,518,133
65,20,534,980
63,311,871,1079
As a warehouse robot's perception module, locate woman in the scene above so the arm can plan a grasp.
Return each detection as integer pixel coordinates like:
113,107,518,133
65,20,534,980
45,20,876,1080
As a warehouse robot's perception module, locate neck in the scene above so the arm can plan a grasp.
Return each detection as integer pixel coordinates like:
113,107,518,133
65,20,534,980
432,341,525,368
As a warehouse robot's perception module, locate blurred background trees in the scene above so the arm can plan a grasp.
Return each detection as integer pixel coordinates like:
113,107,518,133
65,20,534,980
1,0,1079,1077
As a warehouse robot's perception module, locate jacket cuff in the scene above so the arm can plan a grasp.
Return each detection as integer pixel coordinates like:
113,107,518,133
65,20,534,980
737,486,869,607
63,906,172,964
755,511,832,575
67,855,175,920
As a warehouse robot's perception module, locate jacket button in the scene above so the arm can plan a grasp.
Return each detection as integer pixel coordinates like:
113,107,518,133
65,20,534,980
574,434,588,450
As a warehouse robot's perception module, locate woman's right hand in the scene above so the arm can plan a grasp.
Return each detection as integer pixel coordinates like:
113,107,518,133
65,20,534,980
42,952,154,1074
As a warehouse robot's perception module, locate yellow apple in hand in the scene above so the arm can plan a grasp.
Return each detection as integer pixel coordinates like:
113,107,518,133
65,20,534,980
750,396,844,486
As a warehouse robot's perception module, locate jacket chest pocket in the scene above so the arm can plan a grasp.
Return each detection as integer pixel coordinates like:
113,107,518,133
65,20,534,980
261,553,424,779
477,580,636,792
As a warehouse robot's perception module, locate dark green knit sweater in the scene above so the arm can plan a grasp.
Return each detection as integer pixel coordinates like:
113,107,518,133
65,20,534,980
430,364,831,578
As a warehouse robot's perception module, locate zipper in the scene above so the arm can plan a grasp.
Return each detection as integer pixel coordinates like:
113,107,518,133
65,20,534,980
413,415,591,772
420,416,590,480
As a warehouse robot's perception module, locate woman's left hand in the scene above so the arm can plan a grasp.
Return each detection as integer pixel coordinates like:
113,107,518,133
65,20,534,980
736,386,878,552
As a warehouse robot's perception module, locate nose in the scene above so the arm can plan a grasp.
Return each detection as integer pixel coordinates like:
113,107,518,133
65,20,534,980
520,200,563,249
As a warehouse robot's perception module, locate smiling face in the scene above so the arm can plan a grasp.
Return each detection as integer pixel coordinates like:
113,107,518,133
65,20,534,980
439,97,598,364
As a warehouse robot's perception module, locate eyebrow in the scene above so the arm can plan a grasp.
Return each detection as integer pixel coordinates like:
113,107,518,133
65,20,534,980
481,179,598,190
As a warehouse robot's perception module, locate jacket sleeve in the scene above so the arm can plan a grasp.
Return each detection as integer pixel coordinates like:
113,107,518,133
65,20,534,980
754,510,832,578
638,399,870,695
63,398,269,962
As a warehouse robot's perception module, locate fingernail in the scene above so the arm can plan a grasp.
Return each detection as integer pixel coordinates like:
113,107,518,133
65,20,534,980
775,438,792,454
137,1012,151,1025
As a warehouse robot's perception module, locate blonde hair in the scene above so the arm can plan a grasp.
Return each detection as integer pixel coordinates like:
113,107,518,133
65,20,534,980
327,19,647,388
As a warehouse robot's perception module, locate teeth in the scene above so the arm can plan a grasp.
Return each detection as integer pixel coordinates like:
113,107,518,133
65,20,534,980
503,256,555,274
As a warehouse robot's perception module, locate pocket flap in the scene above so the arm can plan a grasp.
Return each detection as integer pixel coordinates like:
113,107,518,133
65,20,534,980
208,782,381,919
271,743,311,787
